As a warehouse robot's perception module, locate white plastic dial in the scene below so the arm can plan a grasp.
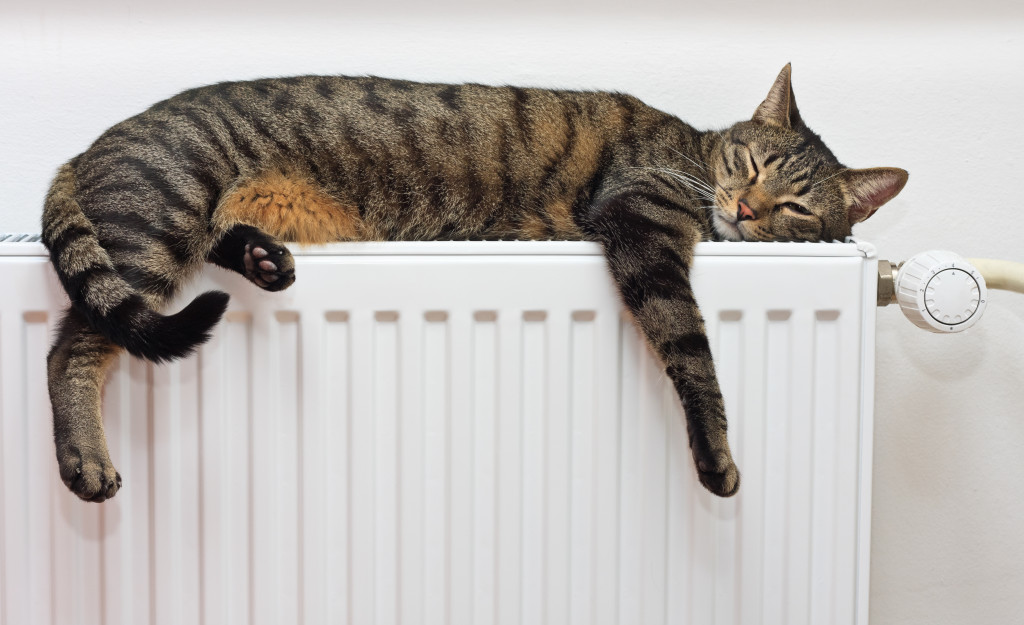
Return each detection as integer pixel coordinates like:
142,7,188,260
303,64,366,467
895,250,987,333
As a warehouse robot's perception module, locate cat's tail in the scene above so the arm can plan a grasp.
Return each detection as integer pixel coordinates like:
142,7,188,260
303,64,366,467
42,162,230,363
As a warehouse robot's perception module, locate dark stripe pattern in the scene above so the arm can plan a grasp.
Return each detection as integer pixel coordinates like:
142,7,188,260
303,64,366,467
41,71,890,502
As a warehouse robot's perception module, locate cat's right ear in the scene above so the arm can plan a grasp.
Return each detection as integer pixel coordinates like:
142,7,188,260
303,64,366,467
841,167,910,225
753,64,803,129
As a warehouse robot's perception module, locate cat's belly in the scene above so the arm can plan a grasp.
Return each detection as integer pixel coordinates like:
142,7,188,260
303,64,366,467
213,167,587,243
213,168,374,244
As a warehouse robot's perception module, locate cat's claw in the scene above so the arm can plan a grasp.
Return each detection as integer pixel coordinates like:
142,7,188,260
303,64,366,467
243,242,295,291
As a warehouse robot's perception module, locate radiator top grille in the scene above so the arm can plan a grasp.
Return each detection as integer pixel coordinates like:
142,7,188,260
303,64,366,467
0,233,41,242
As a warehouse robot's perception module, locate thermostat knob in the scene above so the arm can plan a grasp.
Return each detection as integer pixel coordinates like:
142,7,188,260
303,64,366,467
895,250,987,333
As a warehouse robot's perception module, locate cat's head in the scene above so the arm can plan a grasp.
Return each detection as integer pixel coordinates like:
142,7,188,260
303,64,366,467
708,64,908,242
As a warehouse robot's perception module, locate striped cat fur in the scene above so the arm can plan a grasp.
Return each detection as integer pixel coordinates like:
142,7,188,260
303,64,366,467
42,65,907,502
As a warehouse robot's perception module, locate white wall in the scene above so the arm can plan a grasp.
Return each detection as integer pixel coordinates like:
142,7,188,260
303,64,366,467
3,2,1023,623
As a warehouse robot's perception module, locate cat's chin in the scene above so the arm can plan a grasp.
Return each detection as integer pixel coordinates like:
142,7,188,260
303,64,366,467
712,213,744,241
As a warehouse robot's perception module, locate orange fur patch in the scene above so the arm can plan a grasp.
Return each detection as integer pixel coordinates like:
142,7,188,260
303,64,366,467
520,213,551,240
544,200,583,239
215,170,365,244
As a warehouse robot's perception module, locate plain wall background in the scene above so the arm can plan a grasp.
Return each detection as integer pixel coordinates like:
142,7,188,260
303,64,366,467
2,2,1022,623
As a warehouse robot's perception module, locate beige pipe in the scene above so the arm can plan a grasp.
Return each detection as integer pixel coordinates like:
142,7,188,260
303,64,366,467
967,258,1024,295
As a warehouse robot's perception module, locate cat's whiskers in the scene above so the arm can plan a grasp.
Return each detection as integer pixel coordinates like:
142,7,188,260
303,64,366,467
662,174,714,197
630,162,715,191
811,170,844,188
658,163,716,192
667,147,713,177
671,185,715,203
665,176,716,202
664,170,715,194
652,167,717,197
628,166,716,202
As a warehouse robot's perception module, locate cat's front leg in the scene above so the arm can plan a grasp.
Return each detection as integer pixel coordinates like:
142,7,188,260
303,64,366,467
585,188,740,497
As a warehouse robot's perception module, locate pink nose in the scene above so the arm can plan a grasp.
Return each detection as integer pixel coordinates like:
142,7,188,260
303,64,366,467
737,199,756,221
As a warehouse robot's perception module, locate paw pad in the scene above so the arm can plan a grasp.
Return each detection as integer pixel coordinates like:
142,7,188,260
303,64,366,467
243,242,295,291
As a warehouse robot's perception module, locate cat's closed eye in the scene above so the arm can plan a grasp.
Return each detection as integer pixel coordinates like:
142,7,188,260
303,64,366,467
777,202,812,216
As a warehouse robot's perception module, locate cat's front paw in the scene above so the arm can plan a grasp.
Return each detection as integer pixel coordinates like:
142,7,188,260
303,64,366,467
58,445,121,502
697,453,740,498
244,242,295,291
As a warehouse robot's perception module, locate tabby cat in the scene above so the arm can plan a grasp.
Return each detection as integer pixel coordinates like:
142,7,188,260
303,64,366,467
42,64,906,502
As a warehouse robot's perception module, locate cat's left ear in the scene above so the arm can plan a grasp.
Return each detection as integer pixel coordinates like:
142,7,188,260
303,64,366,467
753,63,804,129
841,167,909,224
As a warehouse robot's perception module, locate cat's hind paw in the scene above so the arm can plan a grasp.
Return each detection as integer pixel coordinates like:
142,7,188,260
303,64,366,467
243,242,295,291
58,445,122,502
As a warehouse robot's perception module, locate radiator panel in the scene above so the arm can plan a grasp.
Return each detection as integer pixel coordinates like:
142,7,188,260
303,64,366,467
0,241,876,625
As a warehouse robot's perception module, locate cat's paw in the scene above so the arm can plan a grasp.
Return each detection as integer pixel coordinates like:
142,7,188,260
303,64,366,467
243,242,295,291
58,445,121,502
697,453,740,498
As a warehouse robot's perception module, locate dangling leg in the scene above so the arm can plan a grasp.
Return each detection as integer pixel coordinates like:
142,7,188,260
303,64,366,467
207,224,296,291
585,187,740,497
48,307,122,502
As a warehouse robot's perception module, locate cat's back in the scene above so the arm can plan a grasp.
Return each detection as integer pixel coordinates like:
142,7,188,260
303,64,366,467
70,75,665,241
90,75,648,169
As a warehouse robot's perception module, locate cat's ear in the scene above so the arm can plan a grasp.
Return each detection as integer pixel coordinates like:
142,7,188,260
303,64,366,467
752,64,803,129
841,167,909,224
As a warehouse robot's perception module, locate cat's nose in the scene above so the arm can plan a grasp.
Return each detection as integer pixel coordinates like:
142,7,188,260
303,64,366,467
737,199,757,221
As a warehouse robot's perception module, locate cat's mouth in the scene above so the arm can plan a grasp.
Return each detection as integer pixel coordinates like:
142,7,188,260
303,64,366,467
711,208,744,241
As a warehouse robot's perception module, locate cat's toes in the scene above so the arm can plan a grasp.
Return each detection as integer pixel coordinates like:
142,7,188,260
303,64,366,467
697,454,741,498
243,243,296,292
58,446,121,502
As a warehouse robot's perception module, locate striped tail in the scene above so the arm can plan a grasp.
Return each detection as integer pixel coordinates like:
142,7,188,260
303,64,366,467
42,162,230,363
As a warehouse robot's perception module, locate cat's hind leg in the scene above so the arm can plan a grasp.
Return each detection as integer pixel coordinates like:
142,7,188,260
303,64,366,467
48,307,123,502
207,224,296,291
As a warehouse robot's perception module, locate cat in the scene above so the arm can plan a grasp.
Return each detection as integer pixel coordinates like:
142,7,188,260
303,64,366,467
42,64,907,502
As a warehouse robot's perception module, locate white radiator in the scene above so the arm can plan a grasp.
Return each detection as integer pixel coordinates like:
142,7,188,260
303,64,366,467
0,239,877,625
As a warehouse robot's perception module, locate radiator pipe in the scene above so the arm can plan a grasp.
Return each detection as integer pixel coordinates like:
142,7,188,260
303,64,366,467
966,258,1024,295
877,260,899,306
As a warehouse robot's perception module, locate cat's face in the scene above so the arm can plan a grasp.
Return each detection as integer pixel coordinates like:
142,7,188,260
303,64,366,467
708,65,908,242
